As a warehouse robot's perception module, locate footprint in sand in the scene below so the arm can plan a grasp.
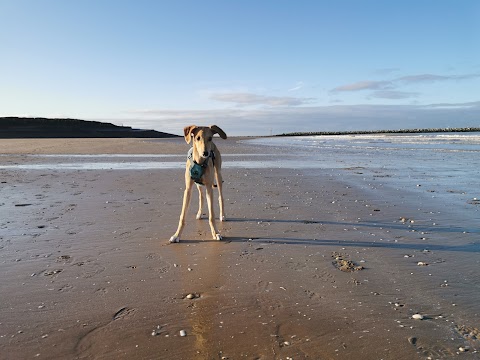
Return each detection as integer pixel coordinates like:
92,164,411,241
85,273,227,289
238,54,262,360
64,204,77,212
145,253,161,260
73,260,105,278
112,306,137,320
75,306,138,358
312,269,336,283
285,261,307,272
82,264,106,278
151,265,169,273
94,287,108,295
56,255,73,263
145,253,172,273
254,281,285,313
255,280,274,293
410,337,457,358
58,284,74,292
304,289,322,300
273,322,309,357
42,269,63,277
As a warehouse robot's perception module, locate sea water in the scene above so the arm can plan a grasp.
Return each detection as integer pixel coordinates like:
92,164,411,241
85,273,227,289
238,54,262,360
246,133,480,235
245,133,480,192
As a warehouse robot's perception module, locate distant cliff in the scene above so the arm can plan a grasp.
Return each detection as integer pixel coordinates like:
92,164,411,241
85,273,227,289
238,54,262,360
0,117,179,138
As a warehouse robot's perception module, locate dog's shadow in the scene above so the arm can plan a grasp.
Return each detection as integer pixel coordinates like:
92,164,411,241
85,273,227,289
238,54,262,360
172,216,480,253
171,235,480,253
226,217,477,235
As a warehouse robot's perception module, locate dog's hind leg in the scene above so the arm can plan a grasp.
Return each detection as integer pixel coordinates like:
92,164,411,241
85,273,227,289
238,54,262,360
215,169,225,221
196,184,203,220
206,185,222,240
169,181,194,243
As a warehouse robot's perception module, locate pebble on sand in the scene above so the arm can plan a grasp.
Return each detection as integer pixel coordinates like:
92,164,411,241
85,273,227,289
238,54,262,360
412,314,424,320
180,330,187,337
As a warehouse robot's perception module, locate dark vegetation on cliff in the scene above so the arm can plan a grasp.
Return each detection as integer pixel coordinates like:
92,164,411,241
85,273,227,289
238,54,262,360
0,117,179,138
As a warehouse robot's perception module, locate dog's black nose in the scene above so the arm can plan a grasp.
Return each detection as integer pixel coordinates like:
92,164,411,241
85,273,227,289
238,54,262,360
203,151,209,157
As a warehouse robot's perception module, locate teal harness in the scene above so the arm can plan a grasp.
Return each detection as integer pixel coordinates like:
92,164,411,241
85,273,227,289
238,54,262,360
187,148,215,185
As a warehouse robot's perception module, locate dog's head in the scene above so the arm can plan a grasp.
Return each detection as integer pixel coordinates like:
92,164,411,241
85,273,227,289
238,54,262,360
184,125,227,159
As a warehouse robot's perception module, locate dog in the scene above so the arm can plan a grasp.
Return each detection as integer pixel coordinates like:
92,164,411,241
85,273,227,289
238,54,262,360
169,125,227,243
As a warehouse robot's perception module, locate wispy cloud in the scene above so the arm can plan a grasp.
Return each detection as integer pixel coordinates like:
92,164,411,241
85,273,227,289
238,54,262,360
288,81,304,92
332,72,480,94
209,92,315,106
331,80,392,92
370,90,419,99
396,74,450,83
372,68,401,75
397,73,480,83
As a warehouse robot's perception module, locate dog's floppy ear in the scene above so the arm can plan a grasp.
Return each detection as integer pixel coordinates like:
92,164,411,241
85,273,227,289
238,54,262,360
209,125,227,139
183,125,197,144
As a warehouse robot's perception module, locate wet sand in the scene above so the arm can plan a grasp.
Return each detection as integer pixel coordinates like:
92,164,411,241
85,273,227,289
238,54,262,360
1,138,479,359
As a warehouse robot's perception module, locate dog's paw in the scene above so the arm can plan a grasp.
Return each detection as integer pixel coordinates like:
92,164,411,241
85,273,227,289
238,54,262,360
169,236,180,243
196,213,202,220
214,234,223,241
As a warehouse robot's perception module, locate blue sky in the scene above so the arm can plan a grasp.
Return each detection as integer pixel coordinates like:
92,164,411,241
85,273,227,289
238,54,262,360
1,0,479,135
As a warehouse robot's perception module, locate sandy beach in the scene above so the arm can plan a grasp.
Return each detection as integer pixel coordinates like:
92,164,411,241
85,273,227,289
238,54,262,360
1,137,479,360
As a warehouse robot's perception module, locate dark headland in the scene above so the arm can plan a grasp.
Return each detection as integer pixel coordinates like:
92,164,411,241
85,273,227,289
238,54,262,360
0,117,179,139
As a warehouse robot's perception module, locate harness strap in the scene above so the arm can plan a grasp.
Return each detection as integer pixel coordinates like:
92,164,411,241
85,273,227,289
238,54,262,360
210,150,216,167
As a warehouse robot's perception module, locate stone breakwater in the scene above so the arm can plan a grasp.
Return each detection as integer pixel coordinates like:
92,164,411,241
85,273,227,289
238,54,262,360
278,127,480,137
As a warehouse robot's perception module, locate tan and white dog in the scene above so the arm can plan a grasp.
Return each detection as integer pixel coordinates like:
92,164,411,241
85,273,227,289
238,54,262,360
169,125,227,243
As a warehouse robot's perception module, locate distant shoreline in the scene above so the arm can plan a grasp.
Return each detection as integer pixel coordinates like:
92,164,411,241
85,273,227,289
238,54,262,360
277,127,480,137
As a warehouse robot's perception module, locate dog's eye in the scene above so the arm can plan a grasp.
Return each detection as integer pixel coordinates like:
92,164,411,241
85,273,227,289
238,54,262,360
196,136,200,141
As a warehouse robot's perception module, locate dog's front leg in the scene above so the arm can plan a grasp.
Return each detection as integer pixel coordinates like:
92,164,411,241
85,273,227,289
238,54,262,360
196,184,203,220
169,180,194,243
206,185,222,240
